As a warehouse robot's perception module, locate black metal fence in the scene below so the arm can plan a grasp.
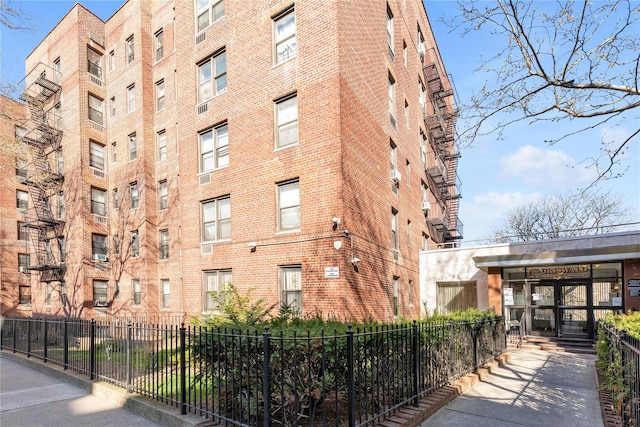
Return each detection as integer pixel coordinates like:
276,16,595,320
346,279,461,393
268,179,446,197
597,321,640,426
0,316,505,427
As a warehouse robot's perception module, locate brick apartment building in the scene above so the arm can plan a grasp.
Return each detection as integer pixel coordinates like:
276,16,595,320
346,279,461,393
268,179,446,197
0,0,461,322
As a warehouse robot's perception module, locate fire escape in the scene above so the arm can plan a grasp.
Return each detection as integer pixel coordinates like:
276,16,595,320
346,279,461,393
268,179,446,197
18,63,65,283
422,55,463,246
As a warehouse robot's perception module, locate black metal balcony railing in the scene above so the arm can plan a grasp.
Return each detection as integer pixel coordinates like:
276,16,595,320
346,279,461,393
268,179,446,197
0,316,505,427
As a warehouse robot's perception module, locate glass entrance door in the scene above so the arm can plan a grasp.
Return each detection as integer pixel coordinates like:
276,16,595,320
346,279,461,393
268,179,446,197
558,282,590,338
530,284,556,336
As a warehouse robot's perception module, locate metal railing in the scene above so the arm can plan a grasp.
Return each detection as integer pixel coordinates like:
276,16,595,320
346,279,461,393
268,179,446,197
596,321,640,426
1,316,505,427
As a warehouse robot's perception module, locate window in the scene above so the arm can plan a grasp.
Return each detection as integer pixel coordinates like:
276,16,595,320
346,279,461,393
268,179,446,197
391,209,398,251
407,220,412,246
112,188,118,209
91,187,107,216
421,183,429,205
159,229,169,259
89,140,105,171
158,180,168,210
130,182,139,209
58,192,65,219
386,5,394,56
203,269,231,312
93,280,109,307
197,0,225,32
132,279,141,305
199,123,228,172
46,283,52,306
156,79,165,111
108,50,115,71
111,142,117,162
201,196,231,242
17,221,28,241
198,51,226,102
16,190,28,210
126,35,134,64
129,133,137,161
57,149,64,173
60,281,67,305
393,277,399,316
388,73,396,124
18,253,30,273
280,265,302,314
127,84,136,113
88,94,103,125
19,285,31,305
390,142,397,172
421,233,428,251
274,8,296,64
110,97,116,117
113,235,120,256
162,279,170,309
404,100,409,128
87,47,102,79
58,236,66,263
403,40,407,67
408,279,414,307
53,57,61,83
275,95,298,149
406,160,411,187
157,130,167,161
131,230,139,257
437,282,478,314
278,180,300,231
92,233,107,258
418,79,426,113
16,158,27,179
155,29,164,61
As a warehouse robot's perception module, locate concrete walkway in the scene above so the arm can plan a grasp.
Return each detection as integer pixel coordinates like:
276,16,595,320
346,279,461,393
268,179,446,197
419,349,604,427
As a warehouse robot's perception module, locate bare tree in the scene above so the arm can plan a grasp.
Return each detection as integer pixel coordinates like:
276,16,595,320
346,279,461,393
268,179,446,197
492,190,633,242
0,1,38,31
448,0,639,182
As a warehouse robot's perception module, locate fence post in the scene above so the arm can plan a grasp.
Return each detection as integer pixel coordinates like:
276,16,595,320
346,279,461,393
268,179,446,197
448,320,455,380
473,321,479,373
263,326,272,427
27,317,32,358
63,318,69,370
89,320,96,380
412,320,419,407
621,329,629,426
126,323,132,392
347,325,355,427
12,318,17,353
43,317,48,363
180,324,187,415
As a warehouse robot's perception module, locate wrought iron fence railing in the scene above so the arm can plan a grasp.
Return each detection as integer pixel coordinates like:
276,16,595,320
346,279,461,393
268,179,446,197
0,316,505,427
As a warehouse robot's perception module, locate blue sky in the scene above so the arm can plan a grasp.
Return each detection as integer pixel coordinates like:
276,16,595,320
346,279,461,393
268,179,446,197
2,1,638,244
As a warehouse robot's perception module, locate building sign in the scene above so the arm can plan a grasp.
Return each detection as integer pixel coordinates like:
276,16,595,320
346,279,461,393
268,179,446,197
325,267,339,278
503,288,514,306
526,265,590,280
629,279,640,297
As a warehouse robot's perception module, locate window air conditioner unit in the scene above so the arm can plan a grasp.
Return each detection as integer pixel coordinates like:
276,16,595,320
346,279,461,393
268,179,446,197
390,169,402,183
19,266,26,273
94,253,108,262
421,201,431,211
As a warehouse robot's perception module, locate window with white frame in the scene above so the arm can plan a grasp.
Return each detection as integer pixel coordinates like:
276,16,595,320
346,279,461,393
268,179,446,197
58,191,65,219
129,133,137,161
156,79,165,111
132,278,141,305
19,285,31,305
278,180,300,232
388,73,396,124
92,233,107,258
155,29,164,61
18,253,30,273
275,94,298,149
46,283,52,306
158,180,168,210
88,94,103,125
57,149,64,172
390,142,397,173
111,142,117,162
110,97,116,117
198,50,226,103
274,8,296,65
157,130,167,161
162,279,170,309
58,236,66,263
422,233,428,250
17,221,28,241
201,196,230,242
393,276,399,316
203,269,231,312
109,50,115,71
15,158,27,179
199,123,228,172
386,5,394,55
113,235,120,256
408,279,414,307
87,47,102,79
280,265,302,314
90,140,105,170
126,35,135,64
406,160,411,187
407,220,412,246
112,188,118,209
60,281,67,305
196,0,225,32
131,230,139,257
130,182,139,209
421,182,429,205
93,280,108,307
53,57,61,83
418,79,426,113
391,208,398,251
404,100,409,128
402,40,407,67
127,84,136,113
16,189,28,210
91,187,107,216
159,229,169,259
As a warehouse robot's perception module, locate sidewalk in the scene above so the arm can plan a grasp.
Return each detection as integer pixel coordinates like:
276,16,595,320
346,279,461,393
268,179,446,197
419,349,604,427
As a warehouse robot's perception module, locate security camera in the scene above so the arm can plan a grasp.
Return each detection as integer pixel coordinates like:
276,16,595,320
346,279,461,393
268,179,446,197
332,217,341,225
351,257,361,264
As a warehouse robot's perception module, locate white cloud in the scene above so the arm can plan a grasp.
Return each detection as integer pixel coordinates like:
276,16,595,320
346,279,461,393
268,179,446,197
500,145,595,188
459,191,541,243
